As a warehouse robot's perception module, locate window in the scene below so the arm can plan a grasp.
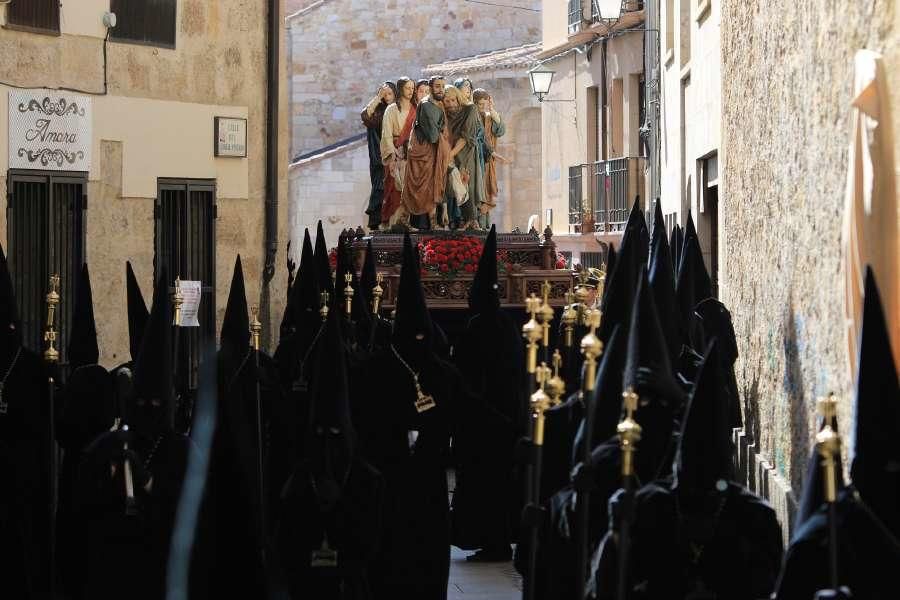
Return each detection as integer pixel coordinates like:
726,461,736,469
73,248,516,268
6,171,86,369
568,0,583,33
110,0,177,48
155,179,216,391
6,0,60,34
680,0,692,67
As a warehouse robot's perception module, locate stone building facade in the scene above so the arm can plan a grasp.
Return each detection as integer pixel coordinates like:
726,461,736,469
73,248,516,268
720,0,899,523
0,0,289,372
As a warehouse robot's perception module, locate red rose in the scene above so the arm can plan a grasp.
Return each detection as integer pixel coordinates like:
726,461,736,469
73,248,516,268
465,264,474,273
440,264,449,273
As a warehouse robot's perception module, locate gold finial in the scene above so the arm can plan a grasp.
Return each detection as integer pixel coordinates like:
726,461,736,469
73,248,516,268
43,274,61,363
816,394,841,503
618,387,642,478
173,277,184,327
537,281,555,349
249,305,261,351
562,289,578,347
319,291,330,321
522,294,542,374
343,272,354,316
530,362,553,446
546,349,566,405
580,309,603,392
372,273,384,315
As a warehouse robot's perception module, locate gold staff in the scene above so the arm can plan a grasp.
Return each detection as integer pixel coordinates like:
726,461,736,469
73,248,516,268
250,305,267,560
580,309,603,392
44,274,60,599
545,350,566,406
522,294,542,375
319,291,330,322
816,394,841,592
537,280,555,351
615,387,642,600
372,273,384,315
343,273,354,317
561,290,578,348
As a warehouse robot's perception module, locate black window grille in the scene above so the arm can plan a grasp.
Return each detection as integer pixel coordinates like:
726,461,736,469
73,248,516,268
6,0,60,33
110,0,177,48
6,171,86,372
155,179,216,391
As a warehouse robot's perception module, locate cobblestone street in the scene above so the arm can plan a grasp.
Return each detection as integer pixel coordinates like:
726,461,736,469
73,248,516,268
449,547,522,600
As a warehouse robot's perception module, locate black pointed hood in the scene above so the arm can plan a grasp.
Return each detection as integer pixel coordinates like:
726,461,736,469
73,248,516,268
670,224,684,276
676,227,713,348
314,220,334,302
221,255,250,352
279,242,299,341
131,269,174,430
393,233,433,355
649,205,680,365
850,268,900,538
470,225,500,312
598,198,648,344
68,263,99,369
693,298,742,428
623,267,675,393
360,238,378,312
674,339,735,494
650,200,666,249
0,243,22,349
126,261,149,362
588,325,627,444
600,244,617,307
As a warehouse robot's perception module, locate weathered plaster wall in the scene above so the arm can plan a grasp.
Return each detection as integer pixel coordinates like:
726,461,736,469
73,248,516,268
287,0,541,156
721,0,898,501
0,0,290,361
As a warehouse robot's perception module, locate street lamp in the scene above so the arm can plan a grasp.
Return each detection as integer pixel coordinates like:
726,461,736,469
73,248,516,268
595,0,623,22
529,69,554,102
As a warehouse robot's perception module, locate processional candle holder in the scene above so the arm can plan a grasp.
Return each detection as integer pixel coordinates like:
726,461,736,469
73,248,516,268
545,350,566,406
372,273,384,315
319,291,330,322
561,290,578,348
618,387,642,479
522,294,542,375
43,274,61,363
173,277,184,327
250,305,262,351
537,280,555,350
344,273,354,317
580,309,603,392
815,393,842,592
530,363,553,447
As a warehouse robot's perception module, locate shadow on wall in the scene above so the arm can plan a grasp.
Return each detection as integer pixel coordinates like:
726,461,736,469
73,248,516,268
782,295,810,507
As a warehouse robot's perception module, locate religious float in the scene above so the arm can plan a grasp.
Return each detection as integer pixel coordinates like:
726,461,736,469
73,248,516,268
347,227,575,309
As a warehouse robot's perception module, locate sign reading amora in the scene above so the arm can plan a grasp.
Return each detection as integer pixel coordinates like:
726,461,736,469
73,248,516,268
8,90,92,171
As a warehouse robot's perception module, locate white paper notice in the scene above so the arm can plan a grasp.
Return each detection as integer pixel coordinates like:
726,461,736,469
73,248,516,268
179,281,202,327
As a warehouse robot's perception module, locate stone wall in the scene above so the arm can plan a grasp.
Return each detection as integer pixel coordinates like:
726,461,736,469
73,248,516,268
721,0,899,502
287,0,541,157
0,0,290,360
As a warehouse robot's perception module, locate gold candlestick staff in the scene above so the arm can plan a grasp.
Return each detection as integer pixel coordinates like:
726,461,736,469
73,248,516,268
815,394,843,595
319,291,330,322
546,350,566,406
372,273,384,315
250,305,267,563
343,272,354,317
44,274,61,599
522,294,542,375
615,387,642,600
561,290,578,348
171,277,184,409
580,309,603,392
522,362,553,600
574,268,591,326
537,281,555,363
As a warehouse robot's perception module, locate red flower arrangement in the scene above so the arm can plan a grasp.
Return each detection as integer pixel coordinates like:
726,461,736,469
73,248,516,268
555,252,568,270
328,247,338,270
419,235,514,278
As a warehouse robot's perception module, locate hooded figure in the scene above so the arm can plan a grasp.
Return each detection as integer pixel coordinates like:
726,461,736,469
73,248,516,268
353,232,467,600
276,307,385,600
75,269,193,600
0,243,53,599
692,298,743,430
358,238,391,353
776,271,900,600
675,213,713,352
315,221,335,305
58,263,117,598
271,229,324,523
598,340,783,600
451,226,526,561
126,261,150,365
598,197,649,347
649,202,681,367
194,256,277,596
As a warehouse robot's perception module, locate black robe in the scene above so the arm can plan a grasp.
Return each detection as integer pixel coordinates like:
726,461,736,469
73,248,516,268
596,481,783,600
451,309,526,551
276,457,385,599
74,428,192,600
774,487,900,600
0,347,52,599
352,350,468,600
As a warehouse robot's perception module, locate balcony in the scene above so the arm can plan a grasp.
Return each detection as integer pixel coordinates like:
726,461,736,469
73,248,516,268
568,156,648,236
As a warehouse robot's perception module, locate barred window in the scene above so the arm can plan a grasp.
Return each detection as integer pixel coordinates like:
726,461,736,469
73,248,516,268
6,0,60,34
110,0,177,48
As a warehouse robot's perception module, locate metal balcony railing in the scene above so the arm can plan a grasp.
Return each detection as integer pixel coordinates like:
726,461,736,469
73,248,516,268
568,157,648,234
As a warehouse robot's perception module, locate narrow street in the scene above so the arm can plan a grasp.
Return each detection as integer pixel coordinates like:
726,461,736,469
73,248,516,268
449,547,521,600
